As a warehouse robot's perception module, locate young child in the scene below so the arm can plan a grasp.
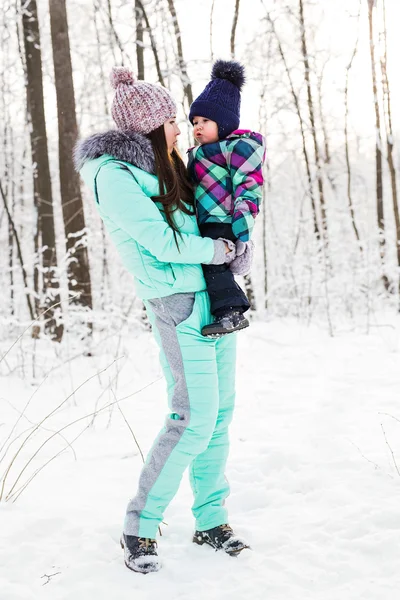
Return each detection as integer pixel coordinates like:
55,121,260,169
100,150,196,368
187,60,266,337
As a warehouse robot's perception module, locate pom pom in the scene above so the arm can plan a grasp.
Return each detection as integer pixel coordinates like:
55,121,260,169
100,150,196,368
211,60,245,90
110,66,136,89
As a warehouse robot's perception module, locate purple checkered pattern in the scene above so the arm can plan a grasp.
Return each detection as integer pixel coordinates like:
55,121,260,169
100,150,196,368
187,130,265,242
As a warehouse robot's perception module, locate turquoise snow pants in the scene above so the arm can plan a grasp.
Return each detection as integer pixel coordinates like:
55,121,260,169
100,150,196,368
124,290,237,538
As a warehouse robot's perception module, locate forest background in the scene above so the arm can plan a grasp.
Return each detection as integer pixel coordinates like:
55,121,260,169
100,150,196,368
1,0,400,345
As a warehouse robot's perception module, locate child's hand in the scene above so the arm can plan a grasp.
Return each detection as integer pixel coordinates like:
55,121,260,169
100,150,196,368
230,240,254,276
235,240,247,257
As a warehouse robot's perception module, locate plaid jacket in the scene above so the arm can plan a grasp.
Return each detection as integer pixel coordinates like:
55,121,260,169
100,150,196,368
187,130,265,242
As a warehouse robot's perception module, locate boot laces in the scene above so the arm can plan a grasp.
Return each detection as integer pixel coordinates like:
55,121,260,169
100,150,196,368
138,537,157,551
220,524,233,534
216,524,233,542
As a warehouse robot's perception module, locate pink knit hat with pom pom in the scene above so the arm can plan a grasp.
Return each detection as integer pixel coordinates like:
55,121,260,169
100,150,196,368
110,67,177,134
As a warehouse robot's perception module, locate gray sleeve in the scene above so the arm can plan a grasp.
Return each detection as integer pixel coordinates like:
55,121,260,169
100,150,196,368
204,239,236,265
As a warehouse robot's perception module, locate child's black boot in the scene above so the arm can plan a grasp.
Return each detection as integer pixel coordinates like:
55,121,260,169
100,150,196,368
201,311,249,337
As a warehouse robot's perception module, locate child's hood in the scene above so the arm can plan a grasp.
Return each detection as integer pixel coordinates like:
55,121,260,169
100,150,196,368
225,129,264,147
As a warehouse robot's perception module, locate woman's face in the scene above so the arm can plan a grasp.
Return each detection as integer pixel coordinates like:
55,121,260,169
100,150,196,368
164,118,181,154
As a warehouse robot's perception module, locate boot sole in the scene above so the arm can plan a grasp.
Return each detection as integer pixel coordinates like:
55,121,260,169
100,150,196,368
201,319,250,338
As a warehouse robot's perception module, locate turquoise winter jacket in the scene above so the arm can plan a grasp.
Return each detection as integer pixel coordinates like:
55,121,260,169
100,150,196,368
75,131,215,300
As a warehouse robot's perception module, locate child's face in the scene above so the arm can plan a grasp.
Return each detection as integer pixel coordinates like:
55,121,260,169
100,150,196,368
192,116,219,144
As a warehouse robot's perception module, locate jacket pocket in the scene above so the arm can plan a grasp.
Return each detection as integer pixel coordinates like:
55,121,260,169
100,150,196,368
174,293,196,328
146,260,176,287
169,264,186,289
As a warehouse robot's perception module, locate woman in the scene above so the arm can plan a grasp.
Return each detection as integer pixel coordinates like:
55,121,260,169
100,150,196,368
74,67,249,574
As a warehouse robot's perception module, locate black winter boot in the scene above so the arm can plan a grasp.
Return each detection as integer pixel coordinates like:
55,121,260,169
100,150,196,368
120,534,161,574
193,524,250,555
201,311,249,338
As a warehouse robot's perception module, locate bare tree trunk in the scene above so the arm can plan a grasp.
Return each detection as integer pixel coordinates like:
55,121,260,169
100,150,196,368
368,0,388,288
298,0,328,242
243,274,256,312
6,157,15,317
0,179,35,321
9,156,16,316
230,0,240,59
380,0,400,299
49,0,93,321
261,183,268,309
92,0,110,308
257,88,269,309
317,59,344,294
266,12,320,241
133,0,151,328
93,0,109,116
159,3,172,91
317,60,338,196
105,0,126,64
345,1,362,245
166,0,193,107
135,0,145,80
21,0,63,341
9,210,14,316
317,63,331,168
136,0,165,86
297,1,333,330
210,0,215,61
230,0,256,310
1,79,15,317
258,30,274,310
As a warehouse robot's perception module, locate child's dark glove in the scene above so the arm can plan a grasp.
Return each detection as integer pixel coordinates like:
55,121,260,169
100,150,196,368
230,240,254,275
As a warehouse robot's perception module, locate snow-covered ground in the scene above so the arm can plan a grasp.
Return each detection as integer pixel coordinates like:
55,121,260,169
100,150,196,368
1,319,400,600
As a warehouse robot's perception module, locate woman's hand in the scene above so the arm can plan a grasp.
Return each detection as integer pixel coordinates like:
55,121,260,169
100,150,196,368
229,240,254,275
208,238,236,265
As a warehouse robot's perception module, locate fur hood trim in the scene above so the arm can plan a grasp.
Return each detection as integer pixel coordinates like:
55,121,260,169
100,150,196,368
74,130,155,173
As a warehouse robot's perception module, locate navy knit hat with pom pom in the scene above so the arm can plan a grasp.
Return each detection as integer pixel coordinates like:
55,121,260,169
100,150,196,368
189,60,245,138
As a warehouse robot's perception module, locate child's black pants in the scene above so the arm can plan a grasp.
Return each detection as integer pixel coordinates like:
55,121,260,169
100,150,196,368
199,222,250,317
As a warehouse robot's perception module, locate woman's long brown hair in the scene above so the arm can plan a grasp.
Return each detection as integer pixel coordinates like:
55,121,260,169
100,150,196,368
146,124,195,248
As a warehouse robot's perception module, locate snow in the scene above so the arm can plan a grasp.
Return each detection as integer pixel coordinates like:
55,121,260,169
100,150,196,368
1,319,400,599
